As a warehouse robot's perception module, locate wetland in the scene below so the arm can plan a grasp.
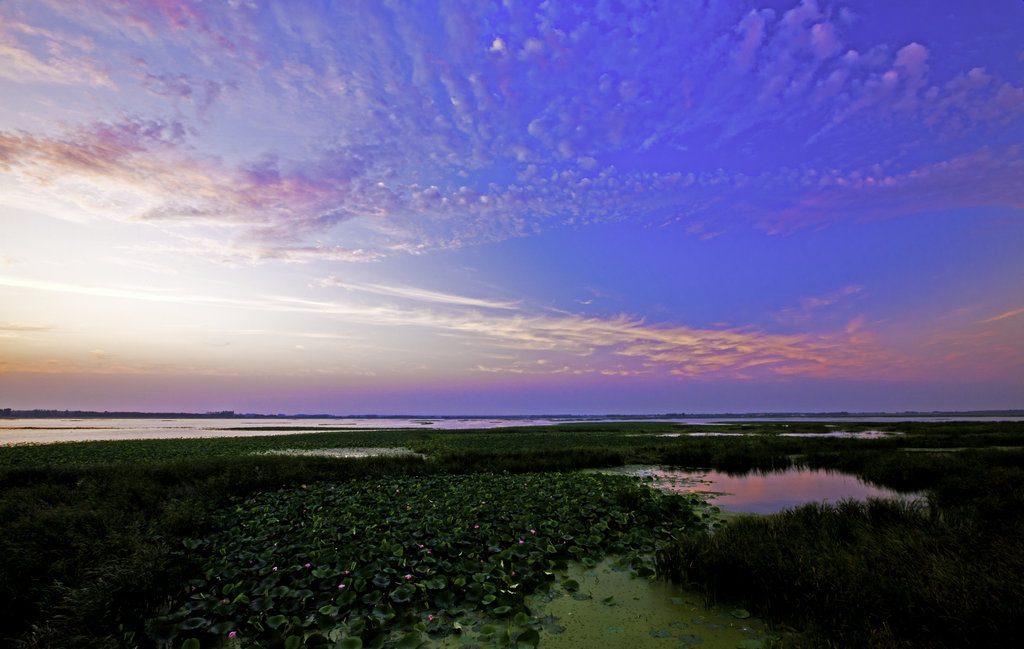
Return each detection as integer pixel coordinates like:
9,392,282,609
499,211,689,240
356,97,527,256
1,419,1022,649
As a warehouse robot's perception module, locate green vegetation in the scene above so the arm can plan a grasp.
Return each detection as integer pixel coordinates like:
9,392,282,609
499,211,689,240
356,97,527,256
153,472,705,649
0,420,1022,648
657,448,1024,649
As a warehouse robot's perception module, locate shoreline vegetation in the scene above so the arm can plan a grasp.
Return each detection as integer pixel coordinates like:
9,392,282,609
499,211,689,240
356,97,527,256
1,421,1022,648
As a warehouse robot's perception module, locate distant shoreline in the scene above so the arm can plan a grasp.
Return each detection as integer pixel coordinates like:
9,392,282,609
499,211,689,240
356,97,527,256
3,408,1023,420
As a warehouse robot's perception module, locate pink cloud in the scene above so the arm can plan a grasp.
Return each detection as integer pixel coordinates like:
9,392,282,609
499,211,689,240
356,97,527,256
809,22,840,59
924,67,1024,133
0,118,365,244
894,42,928,80
733,9,769,72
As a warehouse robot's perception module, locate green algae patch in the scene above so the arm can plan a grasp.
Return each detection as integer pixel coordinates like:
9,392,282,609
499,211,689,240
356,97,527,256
520,559,774,649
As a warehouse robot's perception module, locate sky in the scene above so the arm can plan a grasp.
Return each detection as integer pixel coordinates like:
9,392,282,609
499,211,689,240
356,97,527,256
1,0,1022,415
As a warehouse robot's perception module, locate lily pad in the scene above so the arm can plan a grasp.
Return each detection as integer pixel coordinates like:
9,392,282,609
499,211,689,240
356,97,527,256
678,633,704,644
265,614,288,629
516,628,540,649
478,624,499,636
179,617,208,631
649,629,673,638
605,626,625,634
391,585,416,603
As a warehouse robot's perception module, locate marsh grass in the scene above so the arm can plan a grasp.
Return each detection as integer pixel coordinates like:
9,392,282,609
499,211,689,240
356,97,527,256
657,453,1024,649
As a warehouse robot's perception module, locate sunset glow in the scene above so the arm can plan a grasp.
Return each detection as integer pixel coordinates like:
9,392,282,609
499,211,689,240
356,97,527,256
1,0,1022,414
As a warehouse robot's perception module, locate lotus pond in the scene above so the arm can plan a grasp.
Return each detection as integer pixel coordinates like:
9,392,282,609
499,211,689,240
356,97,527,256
153,471,729,649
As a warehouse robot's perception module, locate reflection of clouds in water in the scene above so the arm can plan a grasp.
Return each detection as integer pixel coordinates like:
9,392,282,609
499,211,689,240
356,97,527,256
623,466,919,514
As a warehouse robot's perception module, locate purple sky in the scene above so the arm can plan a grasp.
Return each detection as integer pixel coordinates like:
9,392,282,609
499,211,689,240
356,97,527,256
1,0,1022,414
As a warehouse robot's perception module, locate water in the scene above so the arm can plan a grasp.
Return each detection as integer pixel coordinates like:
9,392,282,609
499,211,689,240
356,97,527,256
681,429,899,439
0,417,578,445
2,415,1020,446
433,558,776,649
604,465,919,514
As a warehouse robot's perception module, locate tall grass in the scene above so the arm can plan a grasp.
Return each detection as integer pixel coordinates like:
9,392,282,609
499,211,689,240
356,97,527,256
657,453,1024,649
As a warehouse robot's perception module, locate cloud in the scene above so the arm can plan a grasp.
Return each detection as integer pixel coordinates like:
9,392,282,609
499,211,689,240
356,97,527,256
979,307,1024,325
774,285,864,325
809,21,840,59
313,277,520,310
3,0,1022,261
0,271,894,381
732,9,769,72
0,118,394,254
0,323,51,331
0,16,113,86
750,145,1024,234
894,42,928,79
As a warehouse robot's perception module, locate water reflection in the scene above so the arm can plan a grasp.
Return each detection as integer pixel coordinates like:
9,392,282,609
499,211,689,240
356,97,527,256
609,465,918,514
679,429,900,438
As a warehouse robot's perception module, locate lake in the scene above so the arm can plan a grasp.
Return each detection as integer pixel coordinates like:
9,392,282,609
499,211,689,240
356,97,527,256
2,415,1021,445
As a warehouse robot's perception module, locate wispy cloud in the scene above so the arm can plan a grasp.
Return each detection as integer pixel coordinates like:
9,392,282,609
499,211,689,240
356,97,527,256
0,323,51,331
774,285,864,325
313,276,519,310
979,307,1024,325
0,272,893,380
749,145,1024,234
0,16,113,87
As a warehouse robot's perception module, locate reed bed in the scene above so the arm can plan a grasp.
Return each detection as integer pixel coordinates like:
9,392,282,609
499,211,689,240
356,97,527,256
657,451,1024,649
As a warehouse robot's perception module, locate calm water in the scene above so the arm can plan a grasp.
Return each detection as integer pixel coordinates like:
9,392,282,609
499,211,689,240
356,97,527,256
0,417,584,445
603,465,920,514
1,415,1020,446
